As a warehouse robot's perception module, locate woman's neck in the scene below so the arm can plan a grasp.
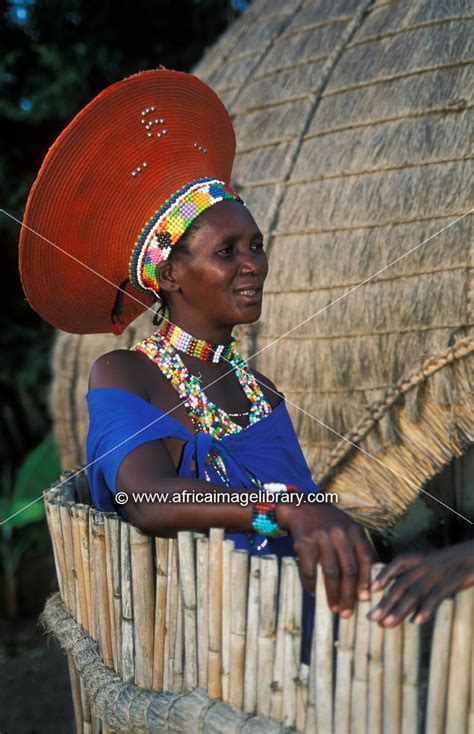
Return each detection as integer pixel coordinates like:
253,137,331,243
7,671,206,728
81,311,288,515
165,312,234,345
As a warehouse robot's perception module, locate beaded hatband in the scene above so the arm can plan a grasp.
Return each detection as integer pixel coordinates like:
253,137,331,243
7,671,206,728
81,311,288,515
156,322,236,364
129,177,242,294
132,330,271,439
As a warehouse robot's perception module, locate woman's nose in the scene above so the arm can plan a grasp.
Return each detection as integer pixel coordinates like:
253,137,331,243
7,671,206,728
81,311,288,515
238,250,267,277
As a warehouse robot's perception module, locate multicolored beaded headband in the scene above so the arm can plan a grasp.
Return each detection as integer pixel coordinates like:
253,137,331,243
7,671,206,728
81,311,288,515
129,177,243,294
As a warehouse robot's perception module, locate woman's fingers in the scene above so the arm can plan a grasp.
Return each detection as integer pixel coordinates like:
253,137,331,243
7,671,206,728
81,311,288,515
331,527,359,617
371,553,424,590
317,533,342,612
295,539,318,596
351,527,375,601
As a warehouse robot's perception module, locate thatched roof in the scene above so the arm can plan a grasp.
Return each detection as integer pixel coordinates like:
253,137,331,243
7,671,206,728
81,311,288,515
50,0,473,529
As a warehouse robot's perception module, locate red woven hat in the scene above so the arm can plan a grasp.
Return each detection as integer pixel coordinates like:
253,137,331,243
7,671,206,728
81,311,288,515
19,69,237,334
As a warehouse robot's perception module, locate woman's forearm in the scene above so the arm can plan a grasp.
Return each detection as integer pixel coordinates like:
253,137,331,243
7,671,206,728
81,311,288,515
118,476,254,536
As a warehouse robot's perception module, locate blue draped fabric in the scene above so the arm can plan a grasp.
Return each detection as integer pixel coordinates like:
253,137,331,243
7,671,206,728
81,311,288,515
86,386,317,661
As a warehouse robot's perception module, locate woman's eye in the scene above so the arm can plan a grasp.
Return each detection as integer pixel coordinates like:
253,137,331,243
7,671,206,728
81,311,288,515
251,241,265,251
218,244,234,256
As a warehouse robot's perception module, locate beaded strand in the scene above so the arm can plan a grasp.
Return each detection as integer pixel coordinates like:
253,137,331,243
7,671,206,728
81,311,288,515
133,330,271,440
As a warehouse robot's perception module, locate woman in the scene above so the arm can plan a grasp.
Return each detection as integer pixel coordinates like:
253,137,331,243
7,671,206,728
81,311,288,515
19,69,373,626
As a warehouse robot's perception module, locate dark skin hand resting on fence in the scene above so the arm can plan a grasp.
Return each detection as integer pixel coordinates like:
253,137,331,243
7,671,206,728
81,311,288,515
368,539,474,627
90,200,375,616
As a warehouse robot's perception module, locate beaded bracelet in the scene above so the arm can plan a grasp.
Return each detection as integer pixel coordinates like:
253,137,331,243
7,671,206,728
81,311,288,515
250,483,296,538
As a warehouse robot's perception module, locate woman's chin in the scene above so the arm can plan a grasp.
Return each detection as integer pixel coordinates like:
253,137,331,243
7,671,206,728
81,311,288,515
233,305,262,324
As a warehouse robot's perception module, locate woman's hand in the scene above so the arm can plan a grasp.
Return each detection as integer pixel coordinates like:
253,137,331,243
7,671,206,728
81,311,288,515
368,540,474,627
278,503,375,616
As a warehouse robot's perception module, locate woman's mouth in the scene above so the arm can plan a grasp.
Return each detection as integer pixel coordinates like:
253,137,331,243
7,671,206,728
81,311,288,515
234,286,262,303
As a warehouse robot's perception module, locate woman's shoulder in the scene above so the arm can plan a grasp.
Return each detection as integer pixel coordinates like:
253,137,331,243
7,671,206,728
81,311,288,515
250,368,284,410
88,348,151,399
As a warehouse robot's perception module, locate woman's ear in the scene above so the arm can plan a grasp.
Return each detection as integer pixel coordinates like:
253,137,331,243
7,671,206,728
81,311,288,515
155,260,181,294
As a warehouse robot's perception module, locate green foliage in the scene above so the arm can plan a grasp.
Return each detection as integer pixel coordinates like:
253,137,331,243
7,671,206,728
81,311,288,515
0,432,61,616
1,432,61,530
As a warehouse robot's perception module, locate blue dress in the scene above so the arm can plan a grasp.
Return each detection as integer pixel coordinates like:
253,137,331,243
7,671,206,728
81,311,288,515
86,386,318,660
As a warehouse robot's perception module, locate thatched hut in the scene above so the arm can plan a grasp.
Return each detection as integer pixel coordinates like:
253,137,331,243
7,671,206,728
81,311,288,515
50,0,473,540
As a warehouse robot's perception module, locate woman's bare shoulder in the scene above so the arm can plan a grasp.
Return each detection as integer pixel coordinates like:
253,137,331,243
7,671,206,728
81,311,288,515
251,368,284,409
88,349,150,399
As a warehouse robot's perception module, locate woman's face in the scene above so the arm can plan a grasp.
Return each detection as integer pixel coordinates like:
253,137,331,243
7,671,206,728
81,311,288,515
160,200,268,333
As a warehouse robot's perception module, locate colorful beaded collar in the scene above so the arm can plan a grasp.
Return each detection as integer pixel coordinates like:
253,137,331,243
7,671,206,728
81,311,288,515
132,328,272,440
156,322,236,363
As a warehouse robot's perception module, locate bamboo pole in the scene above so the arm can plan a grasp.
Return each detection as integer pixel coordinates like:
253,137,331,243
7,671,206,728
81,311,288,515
166,537,180,692
296,663,309,734
244,555,260,714
44,495,65,601
367,564,385,734
208,528,224,699
221,538,234,703
445,587,473,733
178,531,198,691
425,598,454,734
77,505,91,634
351,595,372,734
402,619,420,733
282,558,300,729
270,557,289,721
71,503,92,734
291,560,305,732
173,574,184,692
304,566,318,734
73,504,95,733
469,588,474,734
88,509,97,641
314,565,333,734
383,622,403,734
91,511,114,667
334,611,356,734
229,549,248,710
152,537,169,691
59,501,77,615
104,514,121,671
163,538,176,692
67,655,84,734
130,525,154,688
196,536,209,691
119,521,134,684
257,554,278,718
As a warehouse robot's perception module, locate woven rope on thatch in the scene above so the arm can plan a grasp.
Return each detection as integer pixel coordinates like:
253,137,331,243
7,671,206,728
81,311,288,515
50,0,474,529
40,592,289,733
320,336,473,527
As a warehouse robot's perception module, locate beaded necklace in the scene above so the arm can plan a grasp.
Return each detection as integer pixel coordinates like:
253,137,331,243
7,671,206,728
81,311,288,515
133,327,271,440
159,322,236,363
